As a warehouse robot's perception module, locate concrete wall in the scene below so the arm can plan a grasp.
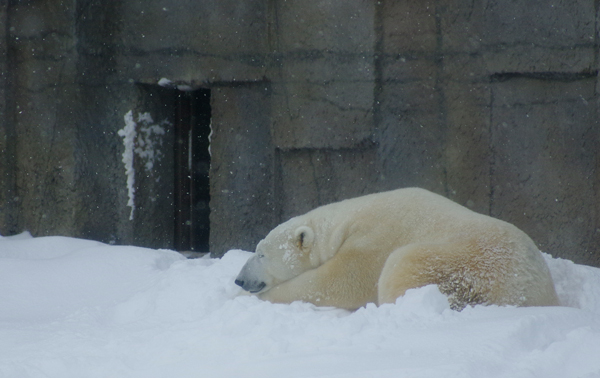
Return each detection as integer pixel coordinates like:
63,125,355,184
1,0,599,266
0,1,10,233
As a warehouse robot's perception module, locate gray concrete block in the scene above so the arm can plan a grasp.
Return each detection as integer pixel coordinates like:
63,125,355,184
490,77,599,266
3,0,600,267
482,45,595,74
439,0,485,53
381,0,437,54
442,0,595,73
0,2,10,235
443,82,492,214
209,84,277,256
118,53,268,85
277,146,379,221
379,80,439,114
13,87,78,237
271,80,374,149
9,1,75,39
382,54,437,82
276,0,374,53
121,0,268,55
480,0,595,47
278,52,374,84
374,111,447,195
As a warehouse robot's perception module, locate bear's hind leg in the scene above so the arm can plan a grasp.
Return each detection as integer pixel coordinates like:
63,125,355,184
377,242,487,309
378,244,436,306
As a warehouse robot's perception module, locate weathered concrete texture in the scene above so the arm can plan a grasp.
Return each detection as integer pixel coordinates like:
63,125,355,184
275,1,374,52
372,0,600,267
119,0,269,84
375,0,447,196
2,0,600,267
0,1,10,231
121,85,177,249
1,20,15,232
71,84,134,245
6,0,79,237
122,0,268,55
277,145,379,221
381,0,437,54
209,84,277,256
441,0,596,71
375,85,447,194
490,77,599,265
480,0,595,73
13,88,78,236
271,79,374,149
1,0,128,246
443,82,492,215
269,0,375,150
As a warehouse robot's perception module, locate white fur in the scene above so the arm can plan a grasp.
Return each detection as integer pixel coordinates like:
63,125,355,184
235,188,559,310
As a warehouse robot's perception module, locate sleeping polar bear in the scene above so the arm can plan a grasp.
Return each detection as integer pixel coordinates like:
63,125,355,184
235,188,559,310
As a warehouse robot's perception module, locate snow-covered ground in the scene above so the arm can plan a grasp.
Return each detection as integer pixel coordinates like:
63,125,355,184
1,233,600,378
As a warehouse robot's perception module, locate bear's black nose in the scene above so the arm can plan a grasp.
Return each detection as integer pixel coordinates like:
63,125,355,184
235,279,266,293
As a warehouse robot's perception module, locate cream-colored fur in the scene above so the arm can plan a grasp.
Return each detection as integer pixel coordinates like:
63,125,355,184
235,188,559,310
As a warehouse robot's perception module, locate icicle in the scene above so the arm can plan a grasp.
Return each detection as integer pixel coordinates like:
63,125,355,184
118,110,137,221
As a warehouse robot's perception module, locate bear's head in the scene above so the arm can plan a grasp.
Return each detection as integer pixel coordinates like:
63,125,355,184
234,218,319,294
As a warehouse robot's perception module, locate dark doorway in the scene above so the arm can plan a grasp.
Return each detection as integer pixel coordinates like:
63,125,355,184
174,89,211,252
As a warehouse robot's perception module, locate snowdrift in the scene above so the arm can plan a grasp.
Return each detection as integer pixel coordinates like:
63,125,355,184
1,234,599,378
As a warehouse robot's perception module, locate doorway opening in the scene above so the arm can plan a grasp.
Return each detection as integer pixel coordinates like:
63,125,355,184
174,89,211,252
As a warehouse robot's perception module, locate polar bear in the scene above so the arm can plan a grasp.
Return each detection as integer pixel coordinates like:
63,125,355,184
235,188,559,310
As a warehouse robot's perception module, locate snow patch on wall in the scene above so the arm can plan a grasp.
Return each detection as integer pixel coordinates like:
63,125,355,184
135,112,167,173
118,111,137,220
118,110,171,221
157,77,173,87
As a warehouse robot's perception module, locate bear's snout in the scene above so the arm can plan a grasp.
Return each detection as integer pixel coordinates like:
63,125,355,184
235,278,266,293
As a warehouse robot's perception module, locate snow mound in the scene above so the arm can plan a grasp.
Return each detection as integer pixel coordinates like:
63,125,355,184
0,236,599,378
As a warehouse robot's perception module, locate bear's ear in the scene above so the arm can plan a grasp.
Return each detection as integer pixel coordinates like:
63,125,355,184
294,226,314,251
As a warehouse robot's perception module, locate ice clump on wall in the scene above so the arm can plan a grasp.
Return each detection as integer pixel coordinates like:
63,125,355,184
118,110,170,220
